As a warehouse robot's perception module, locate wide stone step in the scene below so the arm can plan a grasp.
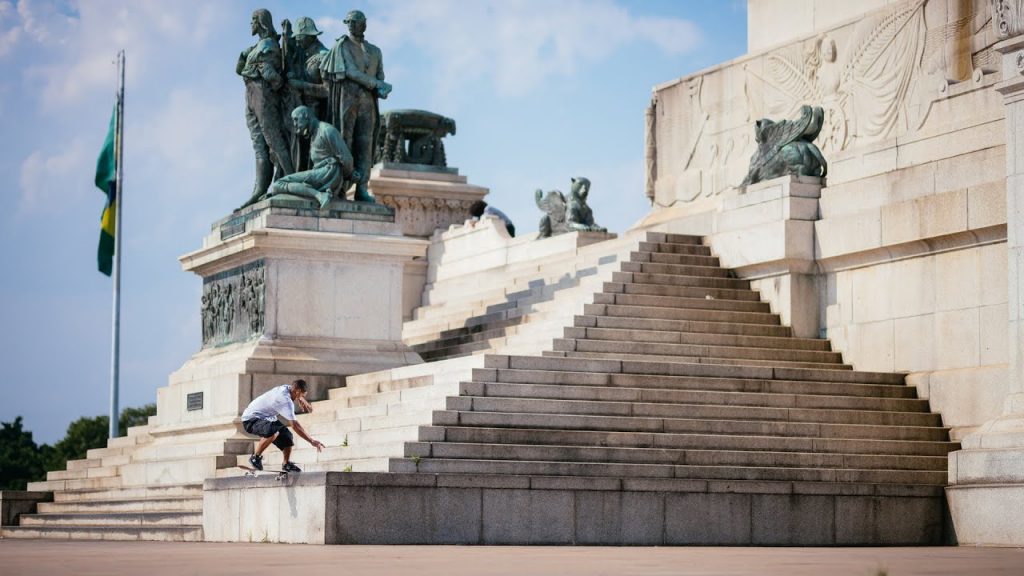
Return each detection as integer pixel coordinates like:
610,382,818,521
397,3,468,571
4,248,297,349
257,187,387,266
553,337,843,365
637,241,712,256
50,484,202,503
19,511,201,527
631,250,720,267
577,314,792,338
418,339,492,362
485,355,902,384
463,380,929,413
300,409,438,440
550,350,852,372
426,426,957,457
606,281,761,301
0,525,203,541
588,303,780,326
622,261,734,278
392,457,948,485
38,497,202,514
648,232,705,245
227,455,390,473
566,326,830,352
448,396,940,427
435,410,949,442
613,271,749,290
594,292,771,313
412,325,515,354
408,442,948,472
473,368,918,399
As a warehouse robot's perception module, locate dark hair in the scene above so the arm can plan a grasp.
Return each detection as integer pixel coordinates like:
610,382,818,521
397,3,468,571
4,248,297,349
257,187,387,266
469,200,487,218
291,379,308,392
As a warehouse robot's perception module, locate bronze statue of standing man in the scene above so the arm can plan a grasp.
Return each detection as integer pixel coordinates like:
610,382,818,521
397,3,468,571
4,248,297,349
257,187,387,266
238,9,295,209
320,10,392,203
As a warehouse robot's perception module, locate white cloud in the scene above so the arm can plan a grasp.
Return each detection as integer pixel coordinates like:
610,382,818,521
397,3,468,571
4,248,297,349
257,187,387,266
17,137,89,213
320,0,702,99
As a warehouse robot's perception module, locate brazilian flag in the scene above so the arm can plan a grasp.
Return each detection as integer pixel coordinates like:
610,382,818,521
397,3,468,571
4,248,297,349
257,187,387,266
95,106,118,276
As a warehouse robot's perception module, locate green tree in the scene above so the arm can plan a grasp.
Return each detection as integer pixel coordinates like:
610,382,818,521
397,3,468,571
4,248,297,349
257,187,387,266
0,417,46,490
44,403,158,472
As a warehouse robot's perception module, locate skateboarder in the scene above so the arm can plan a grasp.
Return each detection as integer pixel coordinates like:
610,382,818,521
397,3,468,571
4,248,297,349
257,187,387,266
241,379,324,472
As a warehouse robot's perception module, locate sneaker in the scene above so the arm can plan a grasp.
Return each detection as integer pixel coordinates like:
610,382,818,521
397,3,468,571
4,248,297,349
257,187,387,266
249,454,263,471
282,461,301,473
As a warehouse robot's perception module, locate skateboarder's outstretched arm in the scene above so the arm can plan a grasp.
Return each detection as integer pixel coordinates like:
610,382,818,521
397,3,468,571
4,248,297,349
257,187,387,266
290,418,324,452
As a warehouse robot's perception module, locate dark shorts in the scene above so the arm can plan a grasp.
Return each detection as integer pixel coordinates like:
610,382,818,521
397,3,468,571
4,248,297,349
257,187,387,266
242,419,294,449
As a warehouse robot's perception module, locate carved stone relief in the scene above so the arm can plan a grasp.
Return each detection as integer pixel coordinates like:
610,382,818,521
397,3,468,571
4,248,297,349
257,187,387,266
378,194,478,237
201,260,265,348
992,0,1024,38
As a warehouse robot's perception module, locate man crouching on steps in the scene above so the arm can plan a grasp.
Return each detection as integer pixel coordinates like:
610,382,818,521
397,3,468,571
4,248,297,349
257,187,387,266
242,379,325,472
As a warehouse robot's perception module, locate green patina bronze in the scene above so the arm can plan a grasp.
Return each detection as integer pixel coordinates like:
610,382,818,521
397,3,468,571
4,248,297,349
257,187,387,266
741,104,828,187
535,177,607,239
375,109,456,167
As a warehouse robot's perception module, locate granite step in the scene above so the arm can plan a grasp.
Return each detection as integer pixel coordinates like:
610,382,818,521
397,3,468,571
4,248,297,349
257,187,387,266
406,442,949,472
621,261,735,279
576,314,793,338
613,271,750,290
552,338,843,365
606,280,762,301
565,326,831,352
38,497,202,514
472,368,918,399
485,355,898,384
637,241,713,256
446,396,941,427
548,350,853,372
462,380,929,413
391,457,948,485
630,250,721,267
0,525,203,541
423,426,958,457
50,484,202,503
19,511,202,528
649,232,705,244
433,410,950,442
586,303,780,325
593,292,771,313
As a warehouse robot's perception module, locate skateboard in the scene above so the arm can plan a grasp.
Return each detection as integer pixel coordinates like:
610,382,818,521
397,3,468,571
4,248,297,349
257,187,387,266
237,465,292,481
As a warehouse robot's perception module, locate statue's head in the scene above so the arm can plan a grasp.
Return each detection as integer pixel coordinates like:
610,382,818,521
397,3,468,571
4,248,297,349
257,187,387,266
344,10,367,36
251,9,277,39
294,16,322,47
291,106,318,137
570,177,590,199
754,118,774,144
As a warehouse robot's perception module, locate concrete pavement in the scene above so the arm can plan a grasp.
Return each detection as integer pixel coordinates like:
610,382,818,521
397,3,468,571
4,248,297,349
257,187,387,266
1,540,1023,575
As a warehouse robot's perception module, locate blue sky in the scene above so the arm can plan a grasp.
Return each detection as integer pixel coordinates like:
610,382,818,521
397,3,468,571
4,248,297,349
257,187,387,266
0,0,747,443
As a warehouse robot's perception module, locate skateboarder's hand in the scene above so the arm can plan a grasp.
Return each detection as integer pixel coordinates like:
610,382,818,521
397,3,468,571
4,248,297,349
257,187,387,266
311,439,325,452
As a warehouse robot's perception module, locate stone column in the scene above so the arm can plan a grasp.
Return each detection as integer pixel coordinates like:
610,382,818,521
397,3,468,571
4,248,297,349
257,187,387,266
944,12,1024,545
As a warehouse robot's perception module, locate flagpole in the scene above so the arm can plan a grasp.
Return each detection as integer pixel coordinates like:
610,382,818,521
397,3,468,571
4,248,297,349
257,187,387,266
108,49,125,439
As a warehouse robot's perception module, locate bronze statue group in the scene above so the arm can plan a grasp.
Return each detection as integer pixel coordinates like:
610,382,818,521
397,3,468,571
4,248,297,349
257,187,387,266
238,9,390,210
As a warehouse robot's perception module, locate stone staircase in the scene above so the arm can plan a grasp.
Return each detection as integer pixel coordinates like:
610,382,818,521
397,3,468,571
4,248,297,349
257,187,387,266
387,233,955,491
2,419,247,541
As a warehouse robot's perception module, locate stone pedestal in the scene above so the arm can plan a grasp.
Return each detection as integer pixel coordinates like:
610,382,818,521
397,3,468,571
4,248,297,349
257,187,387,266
153,196,429,433
946,32,1024,546
368,163,488,238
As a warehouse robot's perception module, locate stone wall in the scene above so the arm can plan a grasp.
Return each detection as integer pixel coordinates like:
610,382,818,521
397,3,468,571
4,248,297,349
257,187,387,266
642,0,1008,438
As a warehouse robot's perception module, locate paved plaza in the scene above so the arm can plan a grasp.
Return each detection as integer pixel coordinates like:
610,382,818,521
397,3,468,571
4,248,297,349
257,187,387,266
1,541,1022,575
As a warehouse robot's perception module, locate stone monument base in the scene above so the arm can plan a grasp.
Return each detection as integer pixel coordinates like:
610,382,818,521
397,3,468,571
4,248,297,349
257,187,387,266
153,196,428,433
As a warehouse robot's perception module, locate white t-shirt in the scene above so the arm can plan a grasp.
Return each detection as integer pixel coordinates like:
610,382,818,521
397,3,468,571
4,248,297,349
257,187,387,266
241,384,296,422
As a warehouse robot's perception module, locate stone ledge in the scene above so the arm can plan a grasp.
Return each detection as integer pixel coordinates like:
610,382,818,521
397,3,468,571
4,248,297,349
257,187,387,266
202,471,947,544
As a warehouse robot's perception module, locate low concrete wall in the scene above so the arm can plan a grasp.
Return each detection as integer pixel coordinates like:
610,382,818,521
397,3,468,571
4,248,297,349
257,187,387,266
204,472,948,545
0,491,51,527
